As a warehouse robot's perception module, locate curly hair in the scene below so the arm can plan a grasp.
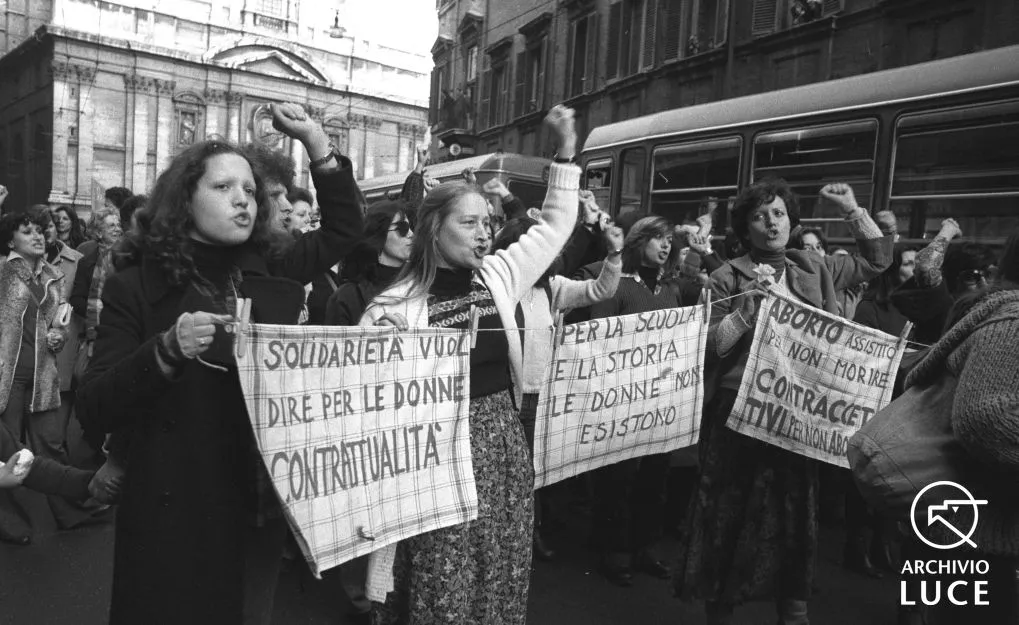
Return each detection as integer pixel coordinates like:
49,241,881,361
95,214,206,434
87,206,121,241
730,178,801,249
104,186,133,210
118,140,291,286
241,142,295,189
119,194,148,229
0,207,50,254
287,186,314,207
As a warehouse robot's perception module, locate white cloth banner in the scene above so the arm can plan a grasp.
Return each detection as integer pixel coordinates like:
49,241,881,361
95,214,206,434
235,324,476,576
728,292,907,468
533,305,710,489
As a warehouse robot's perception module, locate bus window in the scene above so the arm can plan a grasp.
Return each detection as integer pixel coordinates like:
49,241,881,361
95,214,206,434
585,158,613,213
753,120,878,240
651,137,741,230
507,179,548,212
890,100,1019,242
619,148,646,218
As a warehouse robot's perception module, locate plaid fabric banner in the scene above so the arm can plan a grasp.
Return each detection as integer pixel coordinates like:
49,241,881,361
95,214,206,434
235,324,476,576
728,292,907,468
533,304,710,489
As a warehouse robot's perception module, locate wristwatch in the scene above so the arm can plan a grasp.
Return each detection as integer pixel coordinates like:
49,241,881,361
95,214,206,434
552,153,576,164
309,143,338,169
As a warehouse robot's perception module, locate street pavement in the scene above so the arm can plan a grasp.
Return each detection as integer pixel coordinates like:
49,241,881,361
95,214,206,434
0,494,901,625
1,424,900,624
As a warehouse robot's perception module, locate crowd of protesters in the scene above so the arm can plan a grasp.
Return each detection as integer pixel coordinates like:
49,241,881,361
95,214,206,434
0,97,1016,625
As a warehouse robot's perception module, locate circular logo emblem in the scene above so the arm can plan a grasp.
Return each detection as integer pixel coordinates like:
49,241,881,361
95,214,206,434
910,481,987,550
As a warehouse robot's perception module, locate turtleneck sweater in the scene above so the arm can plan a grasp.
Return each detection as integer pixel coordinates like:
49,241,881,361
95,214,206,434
189,240,243,316
427,267,510,398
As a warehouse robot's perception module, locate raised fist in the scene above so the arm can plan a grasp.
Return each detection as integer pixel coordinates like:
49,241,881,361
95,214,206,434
819,183,860,217
544,105,577,157
482,179,510,199
938,218,963,241
270,103,321,144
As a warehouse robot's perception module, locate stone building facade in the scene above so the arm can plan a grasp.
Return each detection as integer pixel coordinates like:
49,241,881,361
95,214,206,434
0,0,431,212
427,0,1019,161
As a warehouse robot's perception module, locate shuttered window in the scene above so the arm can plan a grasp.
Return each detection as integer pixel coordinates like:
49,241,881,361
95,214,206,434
641,0,657,69
514,52,527,119
479,69,491,129
660,0,684,61
606,2,623,79
751,0,778,36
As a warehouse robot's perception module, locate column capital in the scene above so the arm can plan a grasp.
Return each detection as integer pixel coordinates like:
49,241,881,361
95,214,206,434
204,88,228,103
154,78,176,96
123,73,157,93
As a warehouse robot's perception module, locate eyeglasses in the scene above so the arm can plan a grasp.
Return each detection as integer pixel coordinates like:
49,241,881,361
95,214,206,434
389,221,412,237
957,266,997,285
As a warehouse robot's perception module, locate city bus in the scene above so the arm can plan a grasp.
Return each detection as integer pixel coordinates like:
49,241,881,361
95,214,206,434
360,152,553,215
581,44,1019,246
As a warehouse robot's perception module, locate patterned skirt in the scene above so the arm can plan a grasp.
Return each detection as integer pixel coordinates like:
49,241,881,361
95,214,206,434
674,389,819,605
372,391,534,625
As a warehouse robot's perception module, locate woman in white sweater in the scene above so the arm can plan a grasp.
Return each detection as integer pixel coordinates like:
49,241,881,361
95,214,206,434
491,212,623,559
359,105,580,625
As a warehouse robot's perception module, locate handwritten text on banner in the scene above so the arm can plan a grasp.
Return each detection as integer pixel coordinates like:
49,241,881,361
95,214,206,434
533,305,709,489
728,293,906,468
235,325,476,576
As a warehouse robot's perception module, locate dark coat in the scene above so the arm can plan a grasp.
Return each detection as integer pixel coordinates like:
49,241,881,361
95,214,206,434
1,420,92,499
76,161,364,624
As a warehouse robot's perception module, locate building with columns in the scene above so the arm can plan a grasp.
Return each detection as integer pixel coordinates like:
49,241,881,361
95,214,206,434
0,0,431,213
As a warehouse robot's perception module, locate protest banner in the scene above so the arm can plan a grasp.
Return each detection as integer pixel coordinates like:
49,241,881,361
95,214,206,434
235,323,476,576
533,304,709,489
728,292,908,468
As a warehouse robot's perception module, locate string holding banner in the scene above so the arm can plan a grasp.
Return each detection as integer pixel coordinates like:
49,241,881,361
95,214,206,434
532,305,710,489
233,323,476,577
727,292,906,468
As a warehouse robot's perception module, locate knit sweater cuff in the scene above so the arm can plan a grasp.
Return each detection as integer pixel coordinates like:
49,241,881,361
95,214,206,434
844,208,884,239
715,311,751,356
545,163,581,190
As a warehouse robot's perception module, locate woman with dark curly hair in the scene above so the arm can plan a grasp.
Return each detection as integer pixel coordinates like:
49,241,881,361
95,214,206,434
51,205,86,249
75,103,364,625
674,180,893,625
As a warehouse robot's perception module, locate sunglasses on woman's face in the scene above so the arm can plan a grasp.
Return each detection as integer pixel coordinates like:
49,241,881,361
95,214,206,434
389,220,412,237
958,266,996,285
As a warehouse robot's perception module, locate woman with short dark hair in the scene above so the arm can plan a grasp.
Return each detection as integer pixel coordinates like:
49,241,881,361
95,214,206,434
675,180,893,625
0,207,94,545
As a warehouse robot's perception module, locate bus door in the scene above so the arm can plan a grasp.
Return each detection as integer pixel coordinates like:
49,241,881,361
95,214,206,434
650,136,741,233
889,99,1019,243
753,120,879,242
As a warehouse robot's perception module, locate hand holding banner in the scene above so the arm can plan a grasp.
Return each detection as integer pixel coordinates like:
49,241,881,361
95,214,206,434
533,304,710,488
235,323,476,576
728,292,908,467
